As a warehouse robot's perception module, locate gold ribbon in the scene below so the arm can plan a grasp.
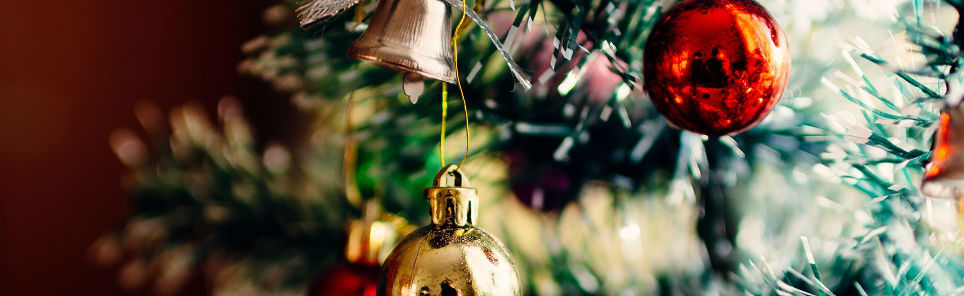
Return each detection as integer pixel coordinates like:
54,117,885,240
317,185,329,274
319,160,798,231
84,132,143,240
441,0,472,170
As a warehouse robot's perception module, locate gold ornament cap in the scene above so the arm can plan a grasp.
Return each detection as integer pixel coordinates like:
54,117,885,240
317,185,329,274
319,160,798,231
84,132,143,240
424,165,479,227
378,165,522,296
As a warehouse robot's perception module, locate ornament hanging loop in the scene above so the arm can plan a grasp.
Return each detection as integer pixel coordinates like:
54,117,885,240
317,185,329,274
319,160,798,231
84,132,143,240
432,164,470,187
426,165,478,227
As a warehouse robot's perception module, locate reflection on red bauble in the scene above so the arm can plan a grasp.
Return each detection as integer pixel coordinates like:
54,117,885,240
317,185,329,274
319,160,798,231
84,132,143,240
643,0,790,136
309,263,378,296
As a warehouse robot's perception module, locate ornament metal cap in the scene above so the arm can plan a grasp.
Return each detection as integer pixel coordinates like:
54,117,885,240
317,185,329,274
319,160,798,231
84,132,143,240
424,165,479,227
921,102,964,201
347,0,457,84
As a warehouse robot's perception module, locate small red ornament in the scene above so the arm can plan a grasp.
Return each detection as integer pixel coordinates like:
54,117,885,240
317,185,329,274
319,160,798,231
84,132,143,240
506,150,580,212
510,165,577,212
643,0,791,136
309,201,409,296
309,263,378,296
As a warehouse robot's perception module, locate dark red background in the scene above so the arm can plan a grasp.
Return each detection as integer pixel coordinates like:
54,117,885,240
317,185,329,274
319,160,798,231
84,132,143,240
0,0,296,294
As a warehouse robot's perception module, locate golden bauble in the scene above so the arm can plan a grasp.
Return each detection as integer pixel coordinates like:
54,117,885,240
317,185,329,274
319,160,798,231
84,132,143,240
378,225,521,296
377,165,522,296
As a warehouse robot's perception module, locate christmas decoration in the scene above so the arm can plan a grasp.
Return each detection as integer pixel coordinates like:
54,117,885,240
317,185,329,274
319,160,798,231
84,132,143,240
310,202,406,296
643,0,791,136
510,165,578,212
294,0,532,96
347,0,457,85
921,101,964,200
295,0,363,29
507,150,580,212
310,264,379,296
347,202,406,266
379,165,521,296
580,53,631,104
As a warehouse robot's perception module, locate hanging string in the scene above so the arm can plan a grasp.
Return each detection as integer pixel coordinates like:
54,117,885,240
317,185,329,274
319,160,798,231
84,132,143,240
439,0,471,170
440,83,448,166
344,90,362,207
452,0,471,170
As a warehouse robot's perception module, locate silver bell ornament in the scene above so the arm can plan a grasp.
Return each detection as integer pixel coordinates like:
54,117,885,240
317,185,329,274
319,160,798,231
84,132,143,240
377,165,522,296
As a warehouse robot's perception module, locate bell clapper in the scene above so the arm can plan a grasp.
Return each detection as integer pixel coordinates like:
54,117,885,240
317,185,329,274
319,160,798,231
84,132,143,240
402,72,425,104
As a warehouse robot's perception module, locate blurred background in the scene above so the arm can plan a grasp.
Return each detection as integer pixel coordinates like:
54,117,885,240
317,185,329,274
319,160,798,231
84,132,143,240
0,1,293,294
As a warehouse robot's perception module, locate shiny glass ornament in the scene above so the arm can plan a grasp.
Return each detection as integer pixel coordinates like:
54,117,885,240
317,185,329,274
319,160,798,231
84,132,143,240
643,0,791,136
921,102,964,201
378,165,521,296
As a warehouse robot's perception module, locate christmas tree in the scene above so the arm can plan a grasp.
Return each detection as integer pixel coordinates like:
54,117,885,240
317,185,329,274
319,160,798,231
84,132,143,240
90,0,964,294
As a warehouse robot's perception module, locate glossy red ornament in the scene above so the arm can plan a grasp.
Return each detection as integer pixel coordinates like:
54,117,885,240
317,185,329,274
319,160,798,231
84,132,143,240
643,0,791,136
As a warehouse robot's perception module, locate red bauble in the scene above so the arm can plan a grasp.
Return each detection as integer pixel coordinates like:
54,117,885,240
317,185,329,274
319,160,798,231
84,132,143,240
308,263,378,296
506,150,579,212
643,0,790,136
510,166,577,212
